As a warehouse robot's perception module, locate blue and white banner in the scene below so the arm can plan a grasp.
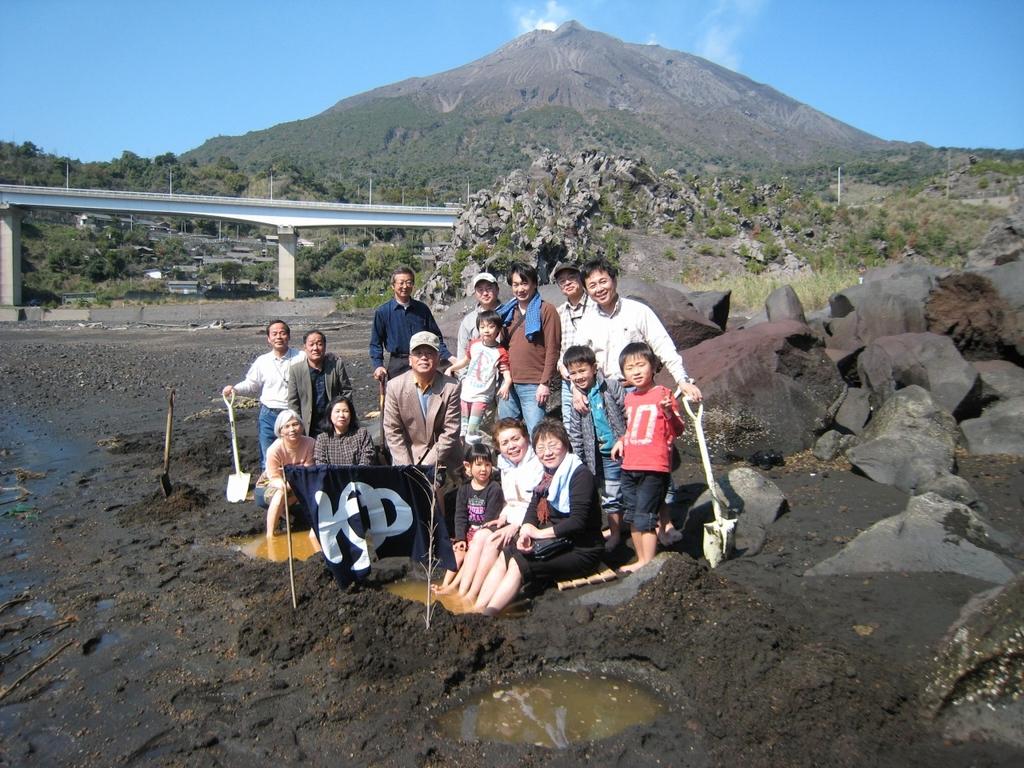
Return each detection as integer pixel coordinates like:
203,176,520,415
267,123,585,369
284,465,456,587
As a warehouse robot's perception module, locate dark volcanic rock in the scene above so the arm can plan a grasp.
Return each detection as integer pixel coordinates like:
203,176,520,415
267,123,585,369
688,467,788,556
805,492,1020,584
687,289,731,331
960,398,1024,457
765,284,806,324
684,320,845,455
857,332,981,417
834,386,872,434
975,360,1024,404
966,185,1024,268
826,264,948,351
845,385,958,494
621,279,724,350
926,271,1024,363
925,573,1024,747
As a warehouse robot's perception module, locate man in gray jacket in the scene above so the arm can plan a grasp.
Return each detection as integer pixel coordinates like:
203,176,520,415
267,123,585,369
287,330,352,438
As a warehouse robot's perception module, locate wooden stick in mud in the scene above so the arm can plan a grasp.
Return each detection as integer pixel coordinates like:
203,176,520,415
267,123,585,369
282,486,297,610
0,639,75,703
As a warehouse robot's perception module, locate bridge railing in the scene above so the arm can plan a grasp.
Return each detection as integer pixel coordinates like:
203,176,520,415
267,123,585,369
0,184,461,215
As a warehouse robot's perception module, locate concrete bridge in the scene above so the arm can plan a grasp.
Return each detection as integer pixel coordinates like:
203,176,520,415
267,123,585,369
0,184,460,304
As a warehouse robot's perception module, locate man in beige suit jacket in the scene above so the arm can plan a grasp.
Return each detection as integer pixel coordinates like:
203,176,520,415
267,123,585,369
383,331,461,473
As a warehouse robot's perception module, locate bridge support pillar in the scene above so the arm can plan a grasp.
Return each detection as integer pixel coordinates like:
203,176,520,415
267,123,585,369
277,226,296,300
1,205,23,307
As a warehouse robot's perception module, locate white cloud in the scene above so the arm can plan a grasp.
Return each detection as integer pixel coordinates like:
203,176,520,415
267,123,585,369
694,0,765,72
517,1,571,33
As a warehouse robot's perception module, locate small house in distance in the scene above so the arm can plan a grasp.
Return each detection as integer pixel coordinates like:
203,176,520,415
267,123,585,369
167,280,202,296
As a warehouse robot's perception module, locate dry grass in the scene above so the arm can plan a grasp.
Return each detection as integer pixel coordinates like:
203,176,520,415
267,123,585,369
687,267,861,313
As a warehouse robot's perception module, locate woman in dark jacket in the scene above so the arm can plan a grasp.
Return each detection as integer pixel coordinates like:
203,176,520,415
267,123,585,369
474,418,604,615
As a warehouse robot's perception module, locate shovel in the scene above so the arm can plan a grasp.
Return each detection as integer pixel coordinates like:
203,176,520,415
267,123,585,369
378,379,392,466
159,389,175,497
223,392,250,502
682,397,735,568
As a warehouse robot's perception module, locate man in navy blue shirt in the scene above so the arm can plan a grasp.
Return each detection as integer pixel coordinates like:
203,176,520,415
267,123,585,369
370,266,453,383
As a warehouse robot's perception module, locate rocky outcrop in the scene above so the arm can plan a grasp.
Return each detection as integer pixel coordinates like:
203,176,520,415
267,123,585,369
421,150,704,309
686,467,788,557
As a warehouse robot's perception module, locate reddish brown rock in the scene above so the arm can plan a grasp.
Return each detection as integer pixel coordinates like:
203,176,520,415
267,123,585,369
684,320,845,455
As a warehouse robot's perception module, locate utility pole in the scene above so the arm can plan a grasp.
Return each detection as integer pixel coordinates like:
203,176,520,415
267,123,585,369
169,169,173,195
269,170,274,200
837,166,842,206
946,152,951,199
66,162,69,189
369,176,373,205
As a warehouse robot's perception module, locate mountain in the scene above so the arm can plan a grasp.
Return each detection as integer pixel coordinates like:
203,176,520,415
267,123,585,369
184,21,903,197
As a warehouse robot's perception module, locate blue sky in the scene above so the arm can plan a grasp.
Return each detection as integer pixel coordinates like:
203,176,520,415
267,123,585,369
4,0,1022,162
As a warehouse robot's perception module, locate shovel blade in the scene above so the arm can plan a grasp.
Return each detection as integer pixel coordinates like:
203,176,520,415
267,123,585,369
226,472,251,503
160,473,173,498
702,518,736,568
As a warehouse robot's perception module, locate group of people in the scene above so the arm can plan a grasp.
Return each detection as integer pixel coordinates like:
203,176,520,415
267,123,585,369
221,257,702,613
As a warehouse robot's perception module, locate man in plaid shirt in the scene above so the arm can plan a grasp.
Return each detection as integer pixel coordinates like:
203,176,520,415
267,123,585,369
553,262,592,428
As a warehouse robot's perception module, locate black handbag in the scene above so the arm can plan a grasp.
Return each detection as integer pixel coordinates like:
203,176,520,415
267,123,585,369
530,537,573,561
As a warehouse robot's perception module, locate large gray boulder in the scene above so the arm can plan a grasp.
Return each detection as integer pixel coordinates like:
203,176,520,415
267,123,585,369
764,284,806,324
620,279,724,351
687,467,788,556
686,289,731,331
960,397,1024,456
826,264,948,351
857,332,980,417
924,573,1024,747
976,259,1024,310
845,385,958,494
974,360,1024,403
834,386,872,434
805,493,1020,584
683,320,845,455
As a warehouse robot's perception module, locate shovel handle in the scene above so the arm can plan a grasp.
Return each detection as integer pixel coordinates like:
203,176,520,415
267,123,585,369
223,392,243,474
163,390,175,473
681,395,728,524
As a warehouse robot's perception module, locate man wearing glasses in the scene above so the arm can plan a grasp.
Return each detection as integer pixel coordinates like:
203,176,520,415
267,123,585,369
552,262,592,427
370,266,453,383
382,331,461,477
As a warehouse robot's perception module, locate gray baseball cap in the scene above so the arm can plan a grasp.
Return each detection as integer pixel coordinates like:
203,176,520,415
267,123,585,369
552,261,581,281
409,331,440,351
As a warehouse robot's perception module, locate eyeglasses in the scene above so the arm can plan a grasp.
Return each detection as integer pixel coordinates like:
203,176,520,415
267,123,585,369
534,441,564,454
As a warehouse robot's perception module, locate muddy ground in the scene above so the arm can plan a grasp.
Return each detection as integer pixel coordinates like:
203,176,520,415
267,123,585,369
0,318,1022,767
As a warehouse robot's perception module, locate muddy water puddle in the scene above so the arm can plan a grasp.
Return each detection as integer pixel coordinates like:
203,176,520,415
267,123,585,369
384,578,478,614
437,671,666,748
233,532,319,562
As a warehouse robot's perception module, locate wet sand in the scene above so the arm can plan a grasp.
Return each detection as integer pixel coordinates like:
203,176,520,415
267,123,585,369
0,319,1022,767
